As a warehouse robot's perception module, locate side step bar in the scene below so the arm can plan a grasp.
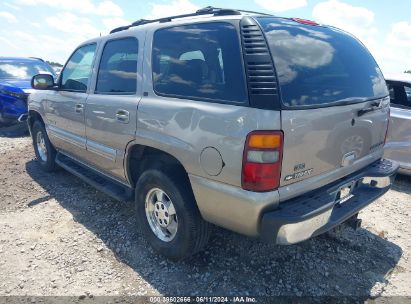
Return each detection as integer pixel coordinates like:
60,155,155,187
55,152,134,202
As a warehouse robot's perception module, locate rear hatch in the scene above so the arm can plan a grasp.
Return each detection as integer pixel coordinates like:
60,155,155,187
256,17,390,187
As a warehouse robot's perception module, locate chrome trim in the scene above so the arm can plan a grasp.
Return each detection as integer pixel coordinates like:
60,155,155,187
341,151,356,167
145,188,178,242
36,131,48,162
275,174,394,244
75,103,84,113
115,109,130,123
398,167,411,176
276,208,333,244
86,140,117,162
47,126,86,149
18,113,28,122
360,175,393,189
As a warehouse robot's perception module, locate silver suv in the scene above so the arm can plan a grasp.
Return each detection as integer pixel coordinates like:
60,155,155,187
27,7,398,259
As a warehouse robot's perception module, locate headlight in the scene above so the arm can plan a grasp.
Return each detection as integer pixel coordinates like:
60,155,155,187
0,89,29,102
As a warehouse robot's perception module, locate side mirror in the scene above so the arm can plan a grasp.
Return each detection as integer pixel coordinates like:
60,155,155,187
31,74,55,90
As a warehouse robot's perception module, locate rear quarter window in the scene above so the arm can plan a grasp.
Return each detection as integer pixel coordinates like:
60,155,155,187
152,22,248,104
257,17,388,108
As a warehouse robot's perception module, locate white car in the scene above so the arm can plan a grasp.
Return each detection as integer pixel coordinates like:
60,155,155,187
385,74,411,175
53,66,62,77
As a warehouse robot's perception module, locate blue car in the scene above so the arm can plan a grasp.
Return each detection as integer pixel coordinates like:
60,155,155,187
0,57,55,126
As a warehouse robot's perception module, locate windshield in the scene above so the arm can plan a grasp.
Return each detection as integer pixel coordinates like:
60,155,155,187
256,17,388,108
0,60,56,80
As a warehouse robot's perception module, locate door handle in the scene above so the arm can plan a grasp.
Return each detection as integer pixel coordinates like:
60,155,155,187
75,104,84,113
116,109,129,123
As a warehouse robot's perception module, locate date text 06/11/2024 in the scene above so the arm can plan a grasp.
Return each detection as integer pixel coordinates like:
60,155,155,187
148,296,257,303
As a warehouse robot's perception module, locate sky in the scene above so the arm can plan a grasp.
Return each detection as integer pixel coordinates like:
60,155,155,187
0,0,410,75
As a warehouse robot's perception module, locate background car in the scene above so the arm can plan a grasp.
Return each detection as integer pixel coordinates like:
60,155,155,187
0,57,55,126
52,66,62,77
384,74,411,175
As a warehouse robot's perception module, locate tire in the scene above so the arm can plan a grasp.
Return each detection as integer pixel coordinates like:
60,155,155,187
31,120,57,172
135,168,211,260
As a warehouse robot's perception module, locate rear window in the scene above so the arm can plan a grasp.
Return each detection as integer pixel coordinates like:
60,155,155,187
0,60,55,80
257,17,388,108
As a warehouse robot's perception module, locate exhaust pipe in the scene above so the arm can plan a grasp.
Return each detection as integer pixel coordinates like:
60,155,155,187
18,113,28,122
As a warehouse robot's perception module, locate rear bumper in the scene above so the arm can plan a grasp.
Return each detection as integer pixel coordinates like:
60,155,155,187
260,159,399,244
398,167,411,176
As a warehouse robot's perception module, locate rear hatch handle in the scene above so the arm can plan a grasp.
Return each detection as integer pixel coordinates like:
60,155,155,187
357,101,382,117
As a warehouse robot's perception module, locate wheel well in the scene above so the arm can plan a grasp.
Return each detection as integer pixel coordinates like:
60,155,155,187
28,110,44,128
127,145,189,187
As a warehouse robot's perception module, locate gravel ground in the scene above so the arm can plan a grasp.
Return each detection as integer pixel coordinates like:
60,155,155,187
0,126,410,300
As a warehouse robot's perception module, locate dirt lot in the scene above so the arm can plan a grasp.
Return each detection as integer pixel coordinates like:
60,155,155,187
0,125,410,300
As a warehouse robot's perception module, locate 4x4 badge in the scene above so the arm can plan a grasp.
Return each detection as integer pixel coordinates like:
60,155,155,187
284,168,314,181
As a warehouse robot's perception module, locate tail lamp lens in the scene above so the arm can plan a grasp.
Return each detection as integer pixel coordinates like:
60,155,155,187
242,131,283,192
248,134,281,149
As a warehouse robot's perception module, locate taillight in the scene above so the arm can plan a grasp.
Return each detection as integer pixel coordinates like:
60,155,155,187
242,131,283,192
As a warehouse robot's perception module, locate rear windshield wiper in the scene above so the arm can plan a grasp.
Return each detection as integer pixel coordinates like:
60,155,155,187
357,101,382,117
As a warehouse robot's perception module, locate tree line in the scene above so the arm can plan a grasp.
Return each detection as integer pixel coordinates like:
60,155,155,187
46,61,63,67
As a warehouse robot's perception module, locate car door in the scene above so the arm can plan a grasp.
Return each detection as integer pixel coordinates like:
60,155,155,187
84,35,142,181
385,81,411,172
45,43,97,159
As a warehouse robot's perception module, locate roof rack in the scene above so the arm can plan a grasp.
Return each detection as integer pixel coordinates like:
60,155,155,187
29,57,45,62
110,6,272,34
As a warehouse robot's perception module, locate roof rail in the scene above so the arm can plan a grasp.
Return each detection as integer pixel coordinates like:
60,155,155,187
110,6,271,34
29,57,44,62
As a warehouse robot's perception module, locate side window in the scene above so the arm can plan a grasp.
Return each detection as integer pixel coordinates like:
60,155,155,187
405,86,411,103
152,22,247,104
95,37,138,94
389,83,411,109
61,44,96,92
388,84,395,100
